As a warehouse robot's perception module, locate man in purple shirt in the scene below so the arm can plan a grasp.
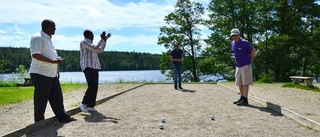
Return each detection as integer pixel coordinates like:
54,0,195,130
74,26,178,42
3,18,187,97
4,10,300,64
230,28,256,106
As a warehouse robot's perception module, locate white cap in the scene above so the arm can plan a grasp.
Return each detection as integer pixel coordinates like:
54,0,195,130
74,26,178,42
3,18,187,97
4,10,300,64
230,28,240,36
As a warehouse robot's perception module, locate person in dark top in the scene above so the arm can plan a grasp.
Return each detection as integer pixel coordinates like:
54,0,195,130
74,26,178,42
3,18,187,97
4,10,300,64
170,41,184,90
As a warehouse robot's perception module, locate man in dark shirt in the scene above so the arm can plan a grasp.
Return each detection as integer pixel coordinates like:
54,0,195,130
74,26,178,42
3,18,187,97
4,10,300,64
170,41,184,90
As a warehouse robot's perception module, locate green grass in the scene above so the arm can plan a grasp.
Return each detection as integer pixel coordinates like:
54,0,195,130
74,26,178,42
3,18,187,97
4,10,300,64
282,83,320,92
256,75,273,83
60,83,87,92
0,82,17,87
0,83,87,106
254,81,273,84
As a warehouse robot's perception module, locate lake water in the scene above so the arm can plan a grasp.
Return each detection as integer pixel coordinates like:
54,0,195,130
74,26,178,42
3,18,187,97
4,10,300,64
59,70,169,83
0,70,169,84
0,70,226,84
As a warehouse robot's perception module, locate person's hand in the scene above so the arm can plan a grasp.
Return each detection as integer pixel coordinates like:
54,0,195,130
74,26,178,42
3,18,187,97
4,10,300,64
52,58,64,64
106,33,111,39
104,33,111,41
100,31,106,41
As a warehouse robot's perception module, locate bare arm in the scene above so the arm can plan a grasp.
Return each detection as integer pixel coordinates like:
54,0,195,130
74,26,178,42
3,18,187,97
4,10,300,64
170,55,182,62
170,56,174,61
251,49,256,61
32,54,64,64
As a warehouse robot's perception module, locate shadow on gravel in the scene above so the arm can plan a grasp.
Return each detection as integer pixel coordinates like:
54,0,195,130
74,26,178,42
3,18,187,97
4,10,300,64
246,105,284,116
81,112,120,123
26,123,63,137
179,89,196,93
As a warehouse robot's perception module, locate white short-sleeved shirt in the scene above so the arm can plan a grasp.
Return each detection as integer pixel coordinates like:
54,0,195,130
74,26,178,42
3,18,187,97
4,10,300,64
29,31,58,77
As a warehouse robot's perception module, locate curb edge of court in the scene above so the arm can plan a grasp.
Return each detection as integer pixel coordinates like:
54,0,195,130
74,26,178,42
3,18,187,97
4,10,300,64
217,83,320,131
1,83,146,137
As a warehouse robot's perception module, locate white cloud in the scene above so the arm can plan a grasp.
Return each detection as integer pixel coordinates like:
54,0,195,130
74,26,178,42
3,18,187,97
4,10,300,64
0,0,174,52
76,5,104,18
0,35,31,48
110,34,157,46
51,33,166,54
106,34,167,54
14,24,26,35
0,0,209,54
102,36,163,53
0,30,5,34
0,0,174,30
52,34,82,50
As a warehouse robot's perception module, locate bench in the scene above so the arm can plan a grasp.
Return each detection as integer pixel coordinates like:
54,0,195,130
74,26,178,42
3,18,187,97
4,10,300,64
289,76,315,87
23,78,33,86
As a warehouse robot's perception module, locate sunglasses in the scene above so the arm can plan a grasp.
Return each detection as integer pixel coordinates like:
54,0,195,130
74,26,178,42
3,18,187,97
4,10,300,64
231,35,238,37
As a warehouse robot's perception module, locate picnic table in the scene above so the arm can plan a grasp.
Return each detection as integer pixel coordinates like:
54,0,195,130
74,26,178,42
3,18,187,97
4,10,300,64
289,76,314,87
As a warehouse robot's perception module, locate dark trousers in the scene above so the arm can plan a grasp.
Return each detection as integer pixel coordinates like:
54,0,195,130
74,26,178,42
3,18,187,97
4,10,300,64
82,68,99,107
30,73,70,122
173,64,182,88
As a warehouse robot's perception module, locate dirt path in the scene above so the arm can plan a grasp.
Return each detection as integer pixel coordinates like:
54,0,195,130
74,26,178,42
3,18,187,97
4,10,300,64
15,84,320,137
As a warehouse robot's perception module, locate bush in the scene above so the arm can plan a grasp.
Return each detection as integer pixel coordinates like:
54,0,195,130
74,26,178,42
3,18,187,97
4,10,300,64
257,75,273,83
0,82,16,87
0,65,30,87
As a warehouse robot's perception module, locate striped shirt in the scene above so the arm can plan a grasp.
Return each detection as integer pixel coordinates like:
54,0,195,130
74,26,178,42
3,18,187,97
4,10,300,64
80,38,106,71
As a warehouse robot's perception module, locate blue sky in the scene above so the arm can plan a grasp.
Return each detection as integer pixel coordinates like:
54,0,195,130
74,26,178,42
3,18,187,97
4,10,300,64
0,0,210,54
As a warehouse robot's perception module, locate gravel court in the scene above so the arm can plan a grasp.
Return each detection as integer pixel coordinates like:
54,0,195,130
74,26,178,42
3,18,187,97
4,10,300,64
0,84,140,135
220,82,320,124
25,84,320,137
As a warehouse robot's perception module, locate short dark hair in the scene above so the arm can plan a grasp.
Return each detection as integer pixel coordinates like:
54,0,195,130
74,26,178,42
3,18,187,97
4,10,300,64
83,30,93,38
41,19,54,30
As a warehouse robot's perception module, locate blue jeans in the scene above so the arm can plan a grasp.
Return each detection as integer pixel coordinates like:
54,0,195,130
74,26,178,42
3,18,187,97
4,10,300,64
173,64,182,88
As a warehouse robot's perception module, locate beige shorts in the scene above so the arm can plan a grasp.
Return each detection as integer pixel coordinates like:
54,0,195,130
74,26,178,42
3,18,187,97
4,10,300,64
235,64,253,86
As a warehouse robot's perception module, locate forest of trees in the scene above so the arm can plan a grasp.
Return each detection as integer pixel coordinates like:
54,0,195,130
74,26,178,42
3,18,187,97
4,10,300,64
0,47,161,73
158,0,320,82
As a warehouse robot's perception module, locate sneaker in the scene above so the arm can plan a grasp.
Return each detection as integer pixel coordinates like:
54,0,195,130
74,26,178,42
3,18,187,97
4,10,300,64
87,107,98,112
179,87,183,89
79,103,88,112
